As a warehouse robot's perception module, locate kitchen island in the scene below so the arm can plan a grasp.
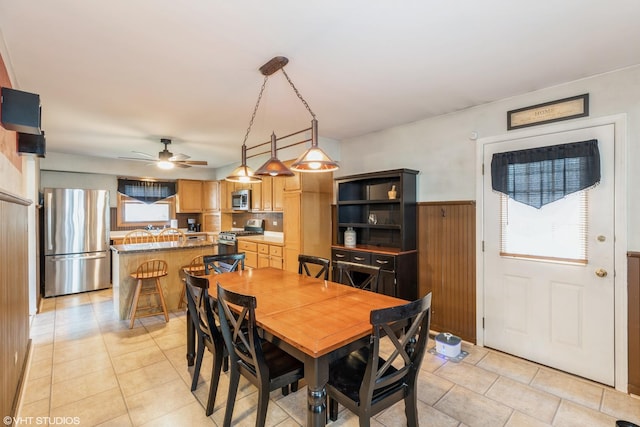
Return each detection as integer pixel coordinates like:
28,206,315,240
110,240,218,319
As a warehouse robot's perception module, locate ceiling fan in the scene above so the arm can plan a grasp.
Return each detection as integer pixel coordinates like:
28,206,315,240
120,138,208,169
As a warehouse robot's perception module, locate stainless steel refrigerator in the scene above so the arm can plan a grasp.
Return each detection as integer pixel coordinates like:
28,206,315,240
43,188,111,297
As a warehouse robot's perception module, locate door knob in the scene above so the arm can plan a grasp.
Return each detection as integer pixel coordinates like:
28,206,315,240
595,268,608,278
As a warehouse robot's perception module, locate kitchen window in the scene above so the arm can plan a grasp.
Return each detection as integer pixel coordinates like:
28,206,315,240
116,193,176,227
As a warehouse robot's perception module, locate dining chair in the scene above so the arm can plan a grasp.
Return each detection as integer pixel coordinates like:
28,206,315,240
184,272,227,416
216,282,304,427
298,254,330,280
333,260,381,293
157,227,186,243
327,292,432,426
122,229,156,244
203,253,245,274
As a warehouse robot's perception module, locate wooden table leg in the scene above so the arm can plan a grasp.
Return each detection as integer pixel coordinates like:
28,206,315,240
305,356,328,427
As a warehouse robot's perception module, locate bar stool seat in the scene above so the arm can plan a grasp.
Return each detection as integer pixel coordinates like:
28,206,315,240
129,259,169,328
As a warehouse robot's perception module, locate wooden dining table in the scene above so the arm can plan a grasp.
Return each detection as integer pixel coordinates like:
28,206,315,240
185,266,408,426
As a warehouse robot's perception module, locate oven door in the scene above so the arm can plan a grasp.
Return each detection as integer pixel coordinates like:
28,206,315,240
218,239,238,255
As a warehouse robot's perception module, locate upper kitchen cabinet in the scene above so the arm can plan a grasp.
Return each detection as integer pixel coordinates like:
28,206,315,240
335,169,418,250
219,180,231,211
176,179,203,213
203,180,219,212
283,159,333,193
257,176,285,211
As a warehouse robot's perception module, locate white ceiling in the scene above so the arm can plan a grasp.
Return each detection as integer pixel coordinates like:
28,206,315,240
1,0,639,169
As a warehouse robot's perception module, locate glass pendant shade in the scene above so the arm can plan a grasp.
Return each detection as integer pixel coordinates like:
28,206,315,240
226,145,262,183
291,119,339,172
255,133,295,177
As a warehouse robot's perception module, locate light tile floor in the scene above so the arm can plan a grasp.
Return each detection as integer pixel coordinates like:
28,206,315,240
17,288,640,426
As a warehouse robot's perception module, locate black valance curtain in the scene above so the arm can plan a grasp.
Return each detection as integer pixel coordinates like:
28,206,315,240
117,179,176,204
491,139,600,209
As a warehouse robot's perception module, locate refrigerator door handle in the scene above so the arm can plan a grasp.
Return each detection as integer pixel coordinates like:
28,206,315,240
49,252,107,262
46,191,54,251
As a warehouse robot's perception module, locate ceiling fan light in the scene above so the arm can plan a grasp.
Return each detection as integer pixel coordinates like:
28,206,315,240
157,160,174,170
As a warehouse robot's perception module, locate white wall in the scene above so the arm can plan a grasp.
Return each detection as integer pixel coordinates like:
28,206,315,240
339,65,640,248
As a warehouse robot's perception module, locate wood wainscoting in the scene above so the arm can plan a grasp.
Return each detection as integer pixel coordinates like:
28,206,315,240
418,201,476,343
627,252,640,395
0,190,31,419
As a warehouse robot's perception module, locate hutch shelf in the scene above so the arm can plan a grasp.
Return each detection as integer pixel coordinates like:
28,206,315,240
332,168,418,300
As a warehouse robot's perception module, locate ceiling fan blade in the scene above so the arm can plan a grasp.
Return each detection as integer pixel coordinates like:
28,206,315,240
177,160,208,166
169,153,190,161
131,150,156,159
118,156,156,163
173,162,191,168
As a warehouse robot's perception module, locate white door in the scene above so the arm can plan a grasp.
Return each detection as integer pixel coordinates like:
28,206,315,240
482,124,615,385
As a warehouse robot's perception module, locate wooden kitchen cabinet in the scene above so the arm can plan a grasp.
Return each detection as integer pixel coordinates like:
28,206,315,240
257,243,283,269
272,177,285,211
219,180,231,211
283,159,333,193
283,185,332,273
176,179,203,213
202,212,221,232
203,181,219,211
238,240,258,268
238,239,283,269
256,176,285,211
250,181,262,211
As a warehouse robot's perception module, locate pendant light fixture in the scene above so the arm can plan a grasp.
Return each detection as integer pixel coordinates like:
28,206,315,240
254,132,295,176
290,118,339,172
226,56,338,181
225,143,261,183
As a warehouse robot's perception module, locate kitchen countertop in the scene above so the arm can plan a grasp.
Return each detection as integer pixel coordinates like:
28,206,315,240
109,229,216,239
110,239,217,254
237,233,284,245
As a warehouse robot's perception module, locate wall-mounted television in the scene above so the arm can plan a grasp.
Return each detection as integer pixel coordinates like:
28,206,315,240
1,87,42,135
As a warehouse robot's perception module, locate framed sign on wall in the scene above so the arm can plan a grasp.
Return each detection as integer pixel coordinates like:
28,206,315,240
507,94,589,130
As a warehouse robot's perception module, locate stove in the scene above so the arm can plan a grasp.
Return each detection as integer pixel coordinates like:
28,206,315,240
218,219,265,247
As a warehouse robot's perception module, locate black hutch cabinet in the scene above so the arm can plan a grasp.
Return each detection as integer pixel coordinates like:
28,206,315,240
332,169,418,300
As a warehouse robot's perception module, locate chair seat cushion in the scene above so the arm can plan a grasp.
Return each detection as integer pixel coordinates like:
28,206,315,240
262,341,304,379
328,347,402,404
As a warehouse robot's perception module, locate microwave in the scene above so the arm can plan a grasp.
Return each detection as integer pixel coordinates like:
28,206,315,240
231,189,251,211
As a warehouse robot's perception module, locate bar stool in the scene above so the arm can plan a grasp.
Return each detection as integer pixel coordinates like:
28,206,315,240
178,255,206,310
123,229,156,244
157,227,186,243
129,259,170,328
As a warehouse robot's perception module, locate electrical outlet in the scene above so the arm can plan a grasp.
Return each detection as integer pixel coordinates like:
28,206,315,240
232,221,236,226
272,221,278,226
